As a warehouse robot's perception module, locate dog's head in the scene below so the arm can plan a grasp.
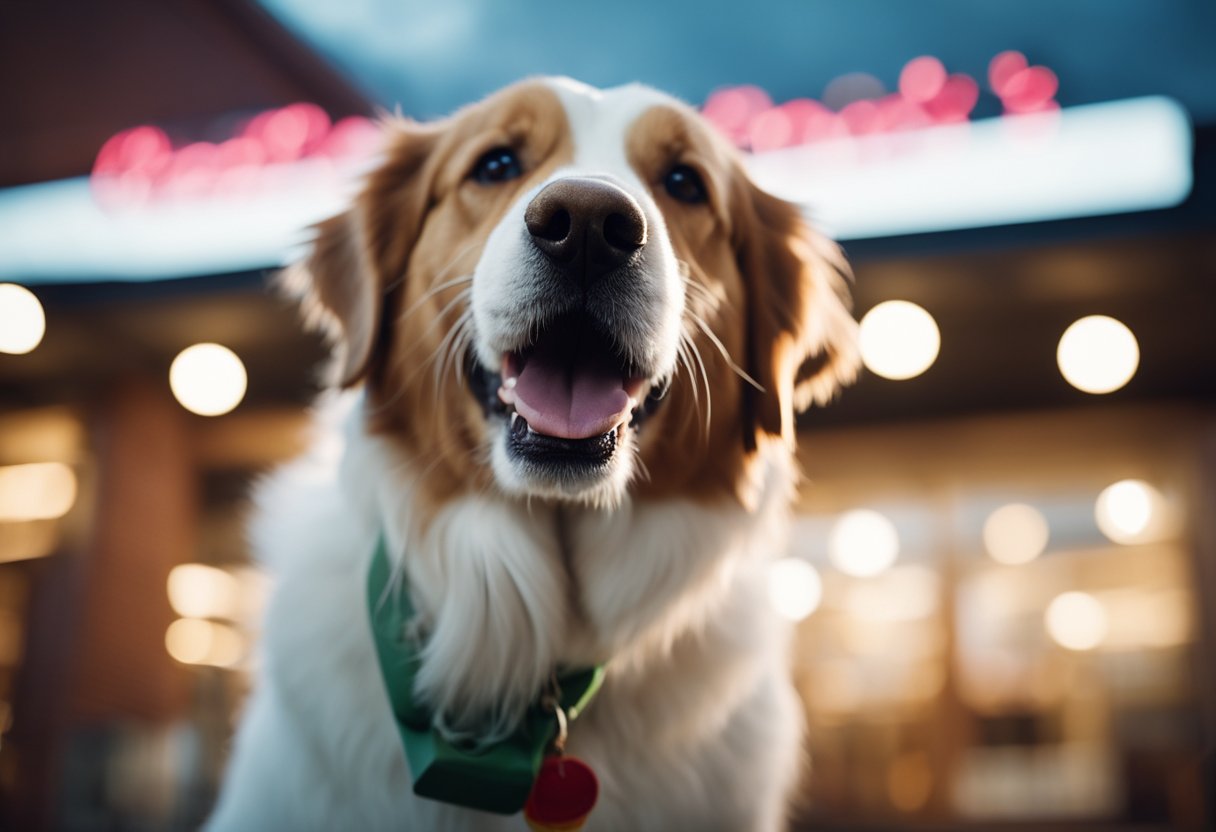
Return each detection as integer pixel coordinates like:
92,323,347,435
290,78,858,507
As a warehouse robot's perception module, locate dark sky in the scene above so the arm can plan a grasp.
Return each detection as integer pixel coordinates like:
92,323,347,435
260,0,1216,124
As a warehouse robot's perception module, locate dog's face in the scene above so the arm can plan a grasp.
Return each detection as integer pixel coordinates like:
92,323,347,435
293,78,858,507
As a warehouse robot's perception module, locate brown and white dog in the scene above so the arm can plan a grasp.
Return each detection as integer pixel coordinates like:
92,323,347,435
208,78,858,831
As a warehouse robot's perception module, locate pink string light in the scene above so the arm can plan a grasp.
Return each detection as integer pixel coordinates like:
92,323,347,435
93,53,1063,206
748,107,796,153
1000,66,1060,114
90,104,376,209
702,85,773,146
899,56,947,104
923,74,980,124
840,99,882,136
988,51,1029,97
704,51,1059,153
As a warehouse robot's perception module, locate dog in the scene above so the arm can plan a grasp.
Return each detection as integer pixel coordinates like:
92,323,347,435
207,77,858,831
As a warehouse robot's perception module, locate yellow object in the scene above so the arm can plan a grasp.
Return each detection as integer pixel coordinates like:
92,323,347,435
525,815,589,832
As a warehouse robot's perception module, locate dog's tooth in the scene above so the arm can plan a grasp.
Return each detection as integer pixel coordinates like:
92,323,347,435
510,411,529,438
503,376,517,390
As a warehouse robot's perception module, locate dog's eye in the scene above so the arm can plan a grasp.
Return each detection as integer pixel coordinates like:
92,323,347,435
471,147,523,184
663,164,708,204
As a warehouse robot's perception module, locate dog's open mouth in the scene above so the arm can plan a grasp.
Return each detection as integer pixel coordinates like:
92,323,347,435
468,312,667,469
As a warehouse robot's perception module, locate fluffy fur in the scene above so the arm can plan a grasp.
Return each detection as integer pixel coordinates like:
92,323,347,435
208,78,858,831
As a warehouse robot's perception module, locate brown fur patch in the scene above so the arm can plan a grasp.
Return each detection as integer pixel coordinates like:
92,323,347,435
624,104,859,506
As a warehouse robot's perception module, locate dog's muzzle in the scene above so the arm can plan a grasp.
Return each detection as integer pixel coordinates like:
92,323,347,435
468,175,674,491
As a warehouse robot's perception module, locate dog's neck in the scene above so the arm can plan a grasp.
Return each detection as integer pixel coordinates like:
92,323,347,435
337,393,794,741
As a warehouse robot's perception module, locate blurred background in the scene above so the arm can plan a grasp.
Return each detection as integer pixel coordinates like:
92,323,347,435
1,1,1214,829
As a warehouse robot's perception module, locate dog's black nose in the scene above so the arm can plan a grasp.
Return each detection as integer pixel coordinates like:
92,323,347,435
525,177,647,283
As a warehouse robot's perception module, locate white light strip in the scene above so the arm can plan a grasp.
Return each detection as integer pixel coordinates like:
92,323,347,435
0,97,1193,283
0,160,356,282
746,96,1192,239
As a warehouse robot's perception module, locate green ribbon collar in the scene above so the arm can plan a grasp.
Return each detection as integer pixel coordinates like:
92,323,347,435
366,536,604,815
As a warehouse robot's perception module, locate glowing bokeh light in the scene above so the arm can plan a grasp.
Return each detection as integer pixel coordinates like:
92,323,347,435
167,563,241,620
1056,315,1139,394
0,462,77,522
704,52,1055,151
983,503,1050,565
247,102,331,163
702,85,773,145
845,565,939,621
1002,66,1060,114
317,115,384,159
162,142,220,201
0,283,47,354
779,99,830,144
829,510,899,577
988,51,1029,96
877,94,930,134
1095,479,1161,544
165,618,245,667
91,125,174,208
169,343,248,416
216,136,266,169
923,74,980,123
859,300,941,380
899,56,947,104
768,558,823,621
840,99,881,136
93,125,172,179
90,104,377,210
1045,591,1108,651
749,108,796,153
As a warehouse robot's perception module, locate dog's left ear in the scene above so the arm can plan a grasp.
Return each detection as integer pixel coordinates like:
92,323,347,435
736,180,860,449
281,119,441,387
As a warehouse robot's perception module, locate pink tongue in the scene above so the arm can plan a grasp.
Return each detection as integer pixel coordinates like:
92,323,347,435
514,357,632,440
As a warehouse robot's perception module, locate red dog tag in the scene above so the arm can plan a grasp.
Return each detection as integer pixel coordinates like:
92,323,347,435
523,755,598,831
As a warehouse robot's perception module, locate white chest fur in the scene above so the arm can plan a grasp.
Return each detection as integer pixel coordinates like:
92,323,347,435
208,396,803,831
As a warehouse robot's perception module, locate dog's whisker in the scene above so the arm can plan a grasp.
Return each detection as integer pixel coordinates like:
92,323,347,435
695,340,710,437
675,338,704,440
431,310,474,401
418,285,474,344
409,292,471,382
679,267,726,318
676,339,699,408
691,314,764,393
393,237,483,299
633,453,653,485
394,286,475,377
685,336,713,441
397,272,475,325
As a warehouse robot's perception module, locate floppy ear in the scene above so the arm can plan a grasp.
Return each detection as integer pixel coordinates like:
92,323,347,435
736,181,860,449
280,120,440,387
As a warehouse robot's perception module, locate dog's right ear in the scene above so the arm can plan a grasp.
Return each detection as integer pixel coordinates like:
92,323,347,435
281,119,441,387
